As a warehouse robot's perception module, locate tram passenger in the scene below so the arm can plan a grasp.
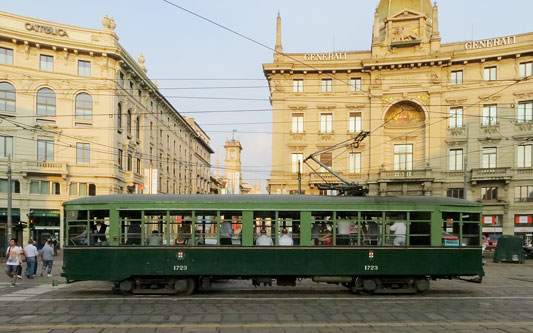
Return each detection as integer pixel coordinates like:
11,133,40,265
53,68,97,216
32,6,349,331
390,221,406,246
311,223,323,245
279,228,293,246
220,221,233,245
91,220,108,245
171,234,187,246
318,227,333,246
256,229,273,246
336,221,351,245
366,222,380,245
126,222,141,245
147,230,162,245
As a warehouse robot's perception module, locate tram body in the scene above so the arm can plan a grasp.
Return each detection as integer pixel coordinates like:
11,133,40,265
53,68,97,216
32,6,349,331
62,195,484,295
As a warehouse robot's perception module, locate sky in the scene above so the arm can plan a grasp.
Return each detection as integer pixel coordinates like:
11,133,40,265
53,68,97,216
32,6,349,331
3,0,532,192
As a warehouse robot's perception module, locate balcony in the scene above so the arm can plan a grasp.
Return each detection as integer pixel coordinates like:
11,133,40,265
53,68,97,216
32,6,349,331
471,167,512,183
287,132,308,149
125,171,143,185
21,160,68,178
379,169,433,182
308,172,364,184
446,127,467,143
443,171,465,179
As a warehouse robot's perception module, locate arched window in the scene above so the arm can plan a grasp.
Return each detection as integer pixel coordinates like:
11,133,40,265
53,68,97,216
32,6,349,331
127,109,132,135
117,103,123,132
36,88,57,116
75,93,92,120
0,82,16,112
135,116,140,141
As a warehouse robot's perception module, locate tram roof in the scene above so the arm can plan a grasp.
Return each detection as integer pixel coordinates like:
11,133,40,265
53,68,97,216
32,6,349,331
64,194,481,208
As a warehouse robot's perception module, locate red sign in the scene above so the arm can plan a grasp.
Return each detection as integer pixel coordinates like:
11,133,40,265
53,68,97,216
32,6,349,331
369,251,374,259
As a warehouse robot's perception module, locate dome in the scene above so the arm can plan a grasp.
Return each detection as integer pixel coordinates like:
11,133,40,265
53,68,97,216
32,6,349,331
377,0,433,21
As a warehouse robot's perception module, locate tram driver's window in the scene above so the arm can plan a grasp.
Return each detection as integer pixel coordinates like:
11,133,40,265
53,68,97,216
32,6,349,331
169,211,192,246
311,211,333,246
119,210,142,245
89,210,110,246
278,211,300,246
67,210,89,246
442,212,461,247
253,211,275,246
195,211,218,245
361,212,383,246
220,211,242,246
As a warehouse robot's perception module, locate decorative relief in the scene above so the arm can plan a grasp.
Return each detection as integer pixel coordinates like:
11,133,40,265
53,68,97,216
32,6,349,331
516,122,533,131
478,95,501,101
415,95,429,104
391,21,419,42
270,80,284,93
430,74,439,85
384,102,425,127
446,98,468,106
448,127,466,136
319,133,334,141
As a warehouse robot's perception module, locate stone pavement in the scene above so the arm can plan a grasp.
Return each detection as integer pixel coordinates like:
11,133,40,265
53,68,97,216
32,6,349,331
1,253,533,332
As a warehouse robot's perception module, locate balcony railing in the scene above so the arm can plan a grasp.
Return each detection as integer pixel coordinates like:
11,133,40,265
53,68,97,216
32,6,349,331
471,167,512,181
21,160,68,177
379,169,433,180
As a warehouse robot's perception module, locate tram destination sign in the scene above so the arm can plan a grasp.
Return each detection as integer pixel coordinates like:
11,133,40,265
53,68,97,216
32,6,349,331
465,36,516,50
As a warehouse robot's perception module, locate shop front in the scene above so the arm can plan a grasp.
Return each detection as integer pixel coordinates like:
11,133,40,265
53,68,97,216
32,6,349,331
0,208,21,251
29,209,60,249
515,214,533,246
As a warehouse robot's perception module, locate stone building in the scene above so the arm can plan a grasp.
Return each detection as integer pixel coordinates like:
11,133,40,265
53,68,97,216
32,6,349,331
0,11,213,248
263,0,533,239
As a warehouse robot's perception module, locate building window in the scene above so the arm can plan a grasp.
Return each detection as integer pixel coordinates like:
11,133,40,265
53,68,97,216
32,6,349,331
119,72,125,87
482,147,497,168
349,112,362,133
350,78,362,91
484,66,497,81
30,181,60,195
129,82,134,94
40,55,54,71
482,187,498,200
118,149,123,170
293,79,303,93
136,158,141,174
394,144,413,171
321,79,332,92
135,117,140,141
449,107,463,128
75,93,92,120
349,152,361,174
482,104,497,126
0,47,13,65
0,179,20,193
515,186,533,202
450,70,463,85
77,60,91,76
291,153,303,173
127,109,132,136
449,149,463,171
137,89,142,102
291,113,304,133
76,143,90,164
36,88,56,116
37,140,54,161
150,122,153,137
517,101,533,123
519,62,532,78
69,182,96,196
515,215,533,224
517,145,532,168
0,136,13,158
447,188,464,199
320,113,332,133
127,154,132,172
0,82,16,112
483,216,500,225
117,103,122,132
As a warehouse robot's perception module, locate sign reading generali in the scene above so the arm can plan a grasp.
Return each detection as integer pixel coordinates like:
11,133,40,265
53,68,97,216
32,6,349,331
25,22,69,37
465,35,516,50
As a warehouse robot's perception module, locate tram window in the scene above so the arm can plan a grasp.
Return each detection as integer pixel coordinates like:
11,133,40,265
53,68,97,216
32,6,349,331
278,211,300,246
66,210,89,246
442,212,461,246
311,211,333,246
253,211,275,245
385,212,407,246
409,222,431,246
336,212,358,246
195,211,218,246
144,210,166,246
119,210,142,246
220,211,242,246
462,213,481,246
169,211,192,246
361,212,383,246
88,210,110,246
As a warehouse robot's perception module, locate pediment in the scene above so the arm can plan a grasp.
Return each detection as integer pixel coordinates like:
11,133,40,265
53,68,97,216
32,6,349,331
388,9,426,21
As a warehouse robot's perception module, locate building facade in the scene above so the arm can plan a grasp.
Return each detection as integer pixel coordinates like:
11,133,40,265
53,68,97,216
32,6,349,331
0,11,213,248
264,1,533,239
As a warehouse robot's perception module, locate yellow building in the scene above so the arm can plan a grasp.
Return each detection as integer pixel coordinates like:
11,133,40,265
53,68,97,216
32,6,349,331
0,11,213,248
264,0,533,238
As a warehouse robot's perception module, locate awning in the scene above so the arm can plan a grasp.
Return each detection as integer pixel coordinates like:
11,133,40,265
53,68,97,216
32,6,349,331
29,209,60,217
0,208,20,217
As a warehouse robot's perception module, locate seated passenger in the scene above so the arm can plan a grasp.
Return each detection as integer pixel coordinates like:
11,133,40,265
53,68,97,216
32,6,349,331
390,221,406,246
256,229,273,246
336,221,351,245
147,230,162,245
279,228,293,246
220,221,233,245
171,234,187,246
91,220,107,245
318,227,333,246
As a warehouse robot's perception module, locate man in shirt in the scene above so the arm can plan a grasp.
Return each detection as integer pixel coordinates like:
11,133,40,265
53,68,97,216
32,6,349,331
91,220,108,245
337,221,352,245
390,221,407,246
220,221,233,245
279,228,293,246
256,229,273,246
24,239,38,279
5,238,23,287
40,241,54,277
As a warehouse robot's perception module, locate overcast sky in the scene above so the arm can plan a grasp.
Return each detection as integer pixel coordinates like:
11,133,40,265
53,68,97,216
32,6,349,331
3,0,532,192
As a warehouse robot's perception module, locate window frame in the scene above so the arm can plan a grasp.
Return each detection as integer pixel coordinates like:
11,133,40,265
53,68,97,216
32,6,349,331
350,78,362,91
349,152,361,174
293,79,303,93
37,139,54,161
517,101,533,123
517,144,532,168
519,62,532,78
450,70,463,85
291,153,303,173
449,149,464,171
484,66,497,81
77,60,91,76
321,78,332,93
482,147,497,168
320,113,333,133
349,112,362,133
449,107,463,128
76,143,90,165
40,55,54,72
394,144,413,171
0,82,16,112
482,187,498,201
482,104,497,126
0,47,14,65
36,87,56,117
291,113,304,133
515,186,533,202
0,136,13,158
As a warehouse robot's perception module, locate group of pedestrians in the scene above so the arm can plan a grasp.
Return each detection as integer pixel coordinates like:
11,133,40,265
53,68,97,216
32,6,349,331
5,238,55,287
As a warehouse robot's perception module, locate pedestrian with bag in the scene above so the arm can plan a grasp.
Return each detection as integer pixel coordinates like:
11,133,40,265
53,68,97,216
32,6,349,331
5,238,23,287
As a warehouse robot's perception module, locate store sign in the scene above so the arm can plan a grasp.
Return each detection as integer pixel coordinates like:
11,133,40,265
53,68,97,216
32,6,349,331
465,36,516,50
25,22,69,37
304,52,347,61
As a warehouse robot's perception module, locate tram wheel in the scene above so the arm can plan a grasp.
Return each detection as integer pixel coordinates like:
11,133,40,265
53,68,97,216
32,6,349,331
174,278,196,295
118,279,133,294
415,278,430,293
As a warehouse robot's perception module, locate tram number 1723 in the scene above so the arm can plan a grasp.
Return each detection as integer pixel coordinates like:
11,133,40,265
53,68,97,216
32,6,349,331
364,265,379,271
173,265,188,271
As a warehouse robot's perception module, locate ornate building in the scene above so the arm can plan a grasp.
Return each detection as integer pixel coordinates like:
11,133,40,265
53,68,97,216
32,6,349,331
0,11,213,248
263,0,533,239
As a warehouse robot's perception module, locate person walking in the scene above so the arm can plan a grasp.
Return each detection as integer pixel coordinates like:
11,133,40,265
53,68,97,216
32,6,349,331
32,239,39,276
40,242,54,277
5,238,23,287
23,239,38,279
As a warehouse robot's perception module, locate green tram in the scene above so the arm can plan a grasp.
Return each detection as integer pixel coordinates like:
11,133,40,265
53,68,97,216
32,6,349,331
62,194,484,295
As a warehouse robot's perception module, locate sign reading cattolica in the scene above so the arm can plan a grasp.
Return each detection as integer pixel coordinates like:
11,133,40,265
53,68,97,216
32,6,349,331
304,52,347,61
25,22,69,37
465,36,516,50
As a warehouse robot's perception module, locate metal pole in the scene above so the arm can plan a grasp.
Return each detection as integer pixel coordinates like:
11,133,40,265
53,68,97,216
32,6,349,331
298,160,302,195
7,154,12,241
463,123,469,200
